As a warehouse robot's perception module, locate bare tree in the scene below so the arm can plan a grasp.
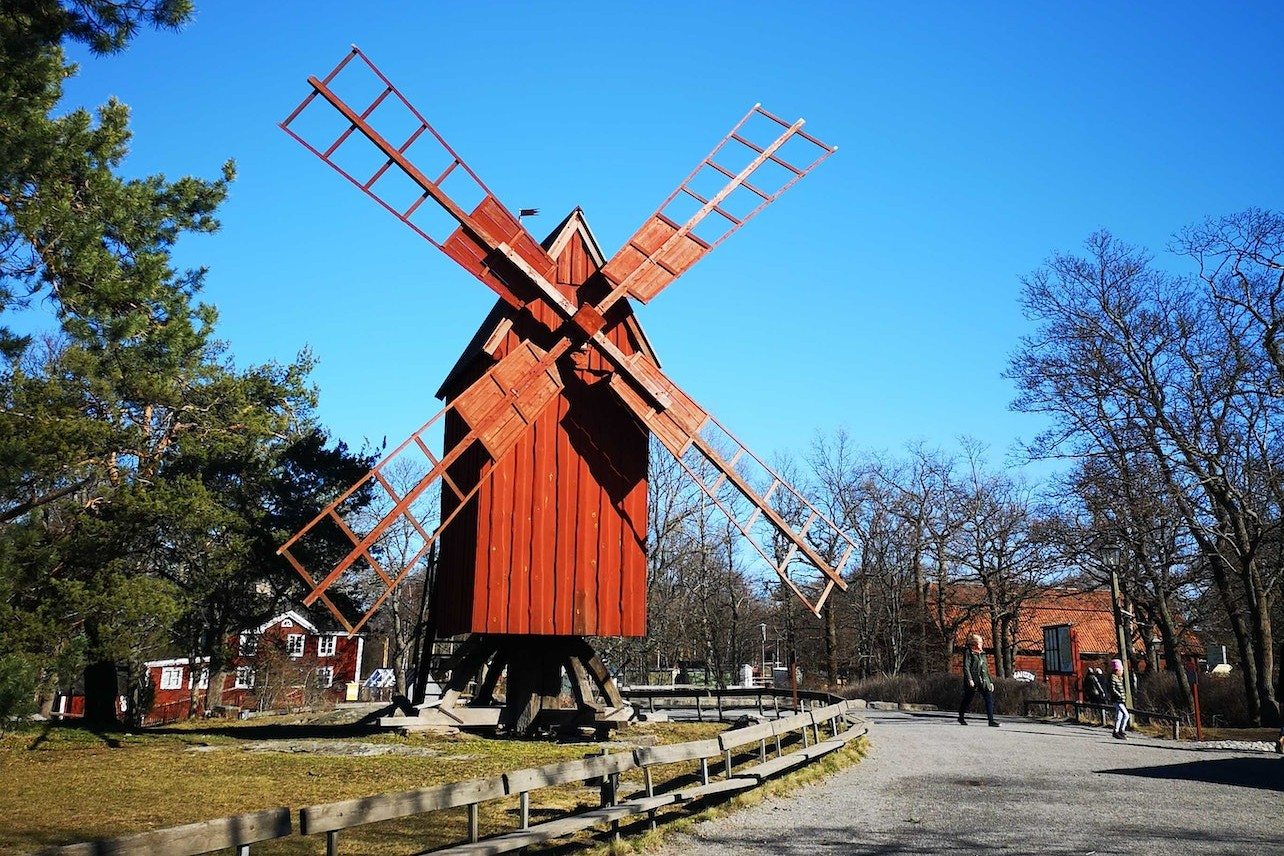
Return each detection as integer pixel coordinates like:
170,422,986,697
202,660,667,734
343,458,438,697
1009,229,1282,725
1178,208,1284,385
947,440,1048,676
1065,455,1201,706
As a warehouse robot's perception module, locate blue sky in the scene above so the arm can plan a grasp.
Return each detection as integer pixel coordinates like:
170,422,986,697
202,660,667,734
51,1,1284,476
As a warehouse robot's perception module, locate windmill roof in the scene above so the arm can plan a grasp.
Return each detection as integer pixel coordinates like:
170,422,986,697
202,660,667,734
436,208,657,399
543,206,608,267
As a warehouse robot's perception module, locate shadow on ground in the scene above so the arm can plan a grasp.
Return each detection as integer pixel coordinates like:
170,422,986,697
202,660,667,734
1101,755,1283,792
147,720,386,740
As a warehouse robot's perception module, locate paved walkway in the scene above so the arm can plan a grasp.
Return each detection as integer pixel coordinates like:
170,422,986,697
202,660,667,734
649,708,1283,855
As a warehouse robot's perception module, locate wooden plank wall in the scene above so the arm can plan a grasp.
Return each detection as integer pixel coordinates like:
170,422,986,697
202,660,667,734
435,223,648,637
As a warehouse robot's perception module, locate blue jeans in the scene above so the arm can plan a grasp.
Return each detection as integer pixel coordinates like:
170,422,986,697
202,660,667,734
959,682,995,721
1114,702,1130,733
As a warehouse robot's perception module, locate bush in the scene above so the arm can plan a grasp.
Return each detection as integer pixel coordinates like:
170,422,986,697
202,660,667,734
842,672,1049,716
1134,670,1189,719
1132,670,1252,726
0,654,38,731
1191,674,1251,726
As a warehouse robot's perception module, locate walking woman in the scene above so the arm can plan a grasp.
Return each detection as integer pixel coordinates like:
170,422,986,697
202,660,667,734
1110,658,1130,739
958,633,999,727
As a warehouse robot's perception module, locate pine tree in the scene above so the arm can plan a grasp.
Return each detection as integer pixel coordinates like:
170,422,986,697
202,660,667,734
1,2,372,728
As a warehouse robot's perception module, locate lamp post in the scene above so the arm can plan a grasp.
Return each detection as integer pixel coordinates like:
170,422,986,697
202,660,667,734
759,622,767,687
1102,543,1135,710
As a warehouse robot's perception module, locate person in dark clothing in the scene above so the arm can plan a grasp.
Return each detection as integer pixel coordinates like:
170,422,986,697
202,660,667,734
1083,667,1105,705
958,633,999,727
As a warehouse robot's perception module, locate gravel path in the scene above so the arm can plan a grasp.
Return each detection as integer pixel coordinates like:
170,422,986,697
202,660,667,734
649,709,1284,855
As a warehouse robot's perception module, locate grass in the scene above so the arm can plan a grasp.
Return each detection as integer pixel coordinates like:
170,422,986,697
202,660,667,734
0,714,739,856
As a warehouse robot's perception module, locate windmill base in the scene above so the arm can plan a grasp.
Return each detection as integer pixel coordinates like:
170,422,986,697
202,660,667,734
379,634,634,736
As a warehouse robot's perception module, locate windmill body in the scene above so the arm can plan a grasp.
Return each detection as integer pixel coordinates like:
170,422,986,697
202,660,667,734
436,210,649,639
277,47,857,733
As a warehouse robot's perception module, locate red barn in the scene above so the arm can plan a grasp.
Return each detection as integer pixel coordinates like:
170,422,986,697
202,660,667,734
937,585,1199,688
434,210,651,638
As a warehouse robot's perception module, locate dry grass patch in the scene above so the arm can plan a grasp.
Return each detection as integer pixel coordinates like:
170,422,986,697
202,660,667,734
0,718,722,856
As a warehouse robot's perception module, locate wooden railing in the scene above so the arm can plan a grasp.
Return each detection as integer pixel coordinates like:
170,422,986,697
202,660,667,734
1023,698,1184,738
32,698,866,856
30,808,293,856
621,685,844,721
300,699,865,856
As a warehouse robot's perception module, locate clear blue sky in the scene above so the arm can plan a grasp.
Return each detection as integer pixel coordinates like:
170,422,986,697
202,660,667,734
53,1,1284,475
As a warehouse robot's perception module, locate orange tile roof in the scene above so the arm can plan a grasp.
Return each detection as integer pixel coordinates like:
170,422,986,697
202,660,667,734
936,585,1194,656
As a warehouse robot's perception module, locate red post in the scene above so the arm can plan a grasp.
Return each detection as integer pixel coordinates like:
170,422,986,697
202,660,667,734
1193,681,1203,741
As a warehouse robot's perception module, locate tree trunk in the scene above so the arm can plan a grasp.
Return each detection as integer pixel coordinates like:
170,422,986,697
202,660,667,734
1207,552,1262,724
1152,596,1192,708
824,598,838,686
1247,585,1279,727
83,660,121,730
206,669,228,711
1276,640,1284,721
37,671,58,718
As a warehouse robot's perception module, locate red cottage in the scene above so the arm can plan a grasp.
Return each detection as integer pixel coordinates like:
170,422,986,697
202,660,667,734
142,611,364,725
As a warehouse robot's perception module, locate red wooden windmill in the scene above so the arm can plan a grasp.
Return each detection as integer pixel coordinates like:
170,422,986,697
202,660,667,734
278,47,857,732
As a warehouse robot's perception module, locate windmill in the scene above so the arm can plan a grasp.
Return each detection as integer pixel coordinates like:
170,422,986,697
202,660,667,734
278,47,857,733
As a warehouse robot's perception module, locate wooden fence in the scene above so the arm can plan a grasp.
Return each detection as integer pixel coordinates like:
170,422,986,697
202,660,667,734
622,685,842,721
1023,698,1183,738
30,698,867,856
29,808,292,856
302,699,866,856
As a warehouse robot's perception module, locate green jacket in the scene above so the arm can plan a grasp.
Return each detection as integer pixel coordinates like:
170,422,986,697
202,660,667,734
963,647,993,691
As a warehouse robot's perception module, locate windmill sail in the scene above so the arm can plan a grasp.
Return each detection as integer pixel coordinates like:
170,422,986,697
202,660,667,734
599,104,835,309
278,342,564,633
280,46,556,312
608,355,852,615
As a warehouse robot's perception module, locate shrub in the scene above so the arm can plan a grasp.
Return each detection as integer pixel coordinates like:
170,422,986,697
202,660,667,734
0,654,38,732
1134,670,1188,719
1132,670,1252,727
842,672,1049,716
1191,675,1251,726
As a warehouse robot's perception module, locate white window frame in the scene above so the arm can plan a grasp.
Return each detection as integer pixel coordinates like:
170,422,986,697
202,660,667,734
316,666,334,687
239,634,258,656
190,667,209,690
234,666,255,689
286,633,305,658
159,666,184,690
317,636,337,657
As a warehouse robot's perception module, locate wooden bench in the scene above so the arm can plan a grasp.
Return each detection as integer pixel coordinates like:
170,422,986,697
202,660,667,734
33,807,292,856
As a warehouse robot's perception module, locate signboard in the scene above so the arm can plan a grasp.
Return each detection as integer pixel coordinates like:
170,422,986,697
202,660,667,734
1042,624,1075,675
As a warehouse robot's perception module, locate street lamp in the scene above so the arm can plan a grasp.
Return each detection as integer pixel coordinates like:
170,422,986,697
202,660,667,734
759,622,767,687
1102,543,1135,710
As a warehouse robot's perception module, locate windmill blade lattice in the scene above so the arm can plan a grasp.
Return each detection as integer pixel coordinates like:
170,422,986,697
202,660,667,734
608,357,853,615
280,46,557,312
278,341,565,633
600,104,836,309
